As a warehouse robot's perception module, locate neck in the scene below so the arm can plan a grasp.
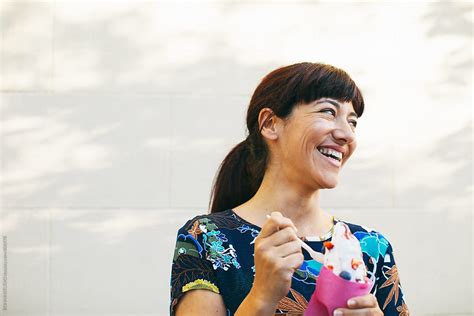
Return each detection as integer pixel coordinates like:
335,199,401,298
234,167,332,237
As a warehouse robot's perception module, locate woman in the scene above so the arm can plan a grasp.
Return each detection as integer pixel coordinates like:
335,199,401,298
170,63,409,315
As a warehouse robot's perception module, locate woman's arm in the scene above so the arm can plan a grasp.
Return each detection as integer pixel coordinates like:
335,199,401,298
176,287,279,316
175,287,277,316
234,286,278,316
175,290,227,316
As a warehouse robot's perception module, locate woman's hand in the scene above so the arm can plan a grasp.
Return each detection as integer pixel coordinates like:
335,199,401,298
333,294,383,315
249,211,304,310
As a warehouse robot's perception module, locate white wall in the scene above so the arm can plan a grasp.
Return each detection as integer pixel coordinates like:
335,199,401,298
1,1,472,315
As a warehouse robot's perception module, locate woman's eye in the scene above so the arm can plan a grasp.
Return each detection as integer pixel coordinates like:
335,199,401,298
319,108,357,128
321,108,336,116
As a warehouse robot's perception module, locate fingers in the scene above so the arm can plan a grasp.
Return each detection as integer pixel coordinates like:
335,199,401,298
270,227,299,247
267,211,297,233
346,294,378,309
333,308,382,316
255,228,300,261
283,252,305,270
274,239,302,257
259,212,297,239
265,252,304,283
333,294,382,316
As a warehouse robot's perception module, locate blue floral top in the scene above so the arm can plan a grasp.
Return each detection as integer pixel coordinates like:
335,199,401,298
170,209,409,315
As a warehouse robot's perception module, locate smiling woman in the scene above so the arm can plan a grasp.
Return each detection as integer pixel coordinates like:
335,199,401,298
170,63,409,316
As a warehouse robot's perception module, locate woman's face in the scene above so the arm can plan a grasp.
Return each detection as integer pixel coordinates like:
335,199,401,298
275,97,358,190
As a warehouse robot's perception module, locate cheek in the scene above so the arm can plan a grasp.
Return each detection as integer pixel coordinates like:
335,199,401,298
346,141,357,160
351,140,357,152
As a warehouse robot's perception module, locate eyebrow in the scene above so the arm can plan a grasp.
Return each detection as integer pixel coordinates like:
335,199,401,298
314,99,359,119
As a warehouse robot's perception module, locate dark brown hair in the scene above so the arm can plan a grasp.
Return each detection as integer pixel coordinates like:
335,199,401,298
209,62,365,213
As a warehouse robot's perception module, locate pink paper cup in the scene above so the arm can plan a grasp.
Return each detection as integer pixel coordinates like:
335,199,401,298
304,266,373,316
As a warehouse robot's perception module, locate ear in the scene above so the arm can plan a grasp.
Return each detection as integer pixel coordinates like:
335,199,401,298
258,108,279,141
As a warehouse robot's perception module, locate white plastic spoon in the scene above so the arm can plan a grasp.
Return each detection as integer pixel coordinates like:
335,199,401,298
297,238,324,263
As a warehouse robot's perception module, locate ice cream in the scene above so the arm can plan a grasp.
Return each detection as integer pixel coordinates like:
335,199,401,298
304,222,371,316
323,222,367,283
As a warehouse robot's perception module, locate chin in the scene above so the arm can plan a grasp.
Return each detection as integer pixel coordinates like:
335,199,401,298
322,182,338,189
314,177,339,190
323,174,340,188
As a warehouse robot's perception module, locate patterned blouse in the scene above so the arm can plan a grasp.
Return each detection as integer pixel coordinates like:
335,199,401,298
170,209,409,315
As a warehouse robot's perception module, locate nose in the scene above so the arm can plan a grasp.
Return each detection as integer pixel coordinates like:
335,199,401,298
332,119,356,144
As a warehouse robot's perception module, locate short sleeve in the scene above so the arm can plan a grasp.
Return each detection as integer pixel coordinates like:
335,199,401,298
373,241,410,315
169,217,221,315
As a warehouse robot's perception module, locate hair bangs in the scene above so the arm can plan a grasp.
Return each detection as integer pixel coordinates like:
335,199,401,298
296,64,365,117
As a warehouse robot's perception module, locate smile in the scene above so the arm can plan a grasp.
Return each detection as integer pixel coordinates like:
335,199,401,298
317,148,342,167
317,147,342,161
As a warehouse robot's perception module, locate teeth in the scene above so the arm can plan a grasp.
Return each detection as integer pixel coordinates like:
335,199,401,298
318,147,342,161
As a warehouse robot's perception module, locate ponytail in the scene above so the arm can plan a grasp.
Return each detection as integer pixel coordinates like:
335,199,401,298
209,134,267,213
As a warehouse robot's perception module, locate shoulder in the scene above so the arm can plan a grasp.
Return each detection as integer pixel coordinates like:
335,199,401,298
174,209,244,271
336,219,392,260
177,209,243,234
